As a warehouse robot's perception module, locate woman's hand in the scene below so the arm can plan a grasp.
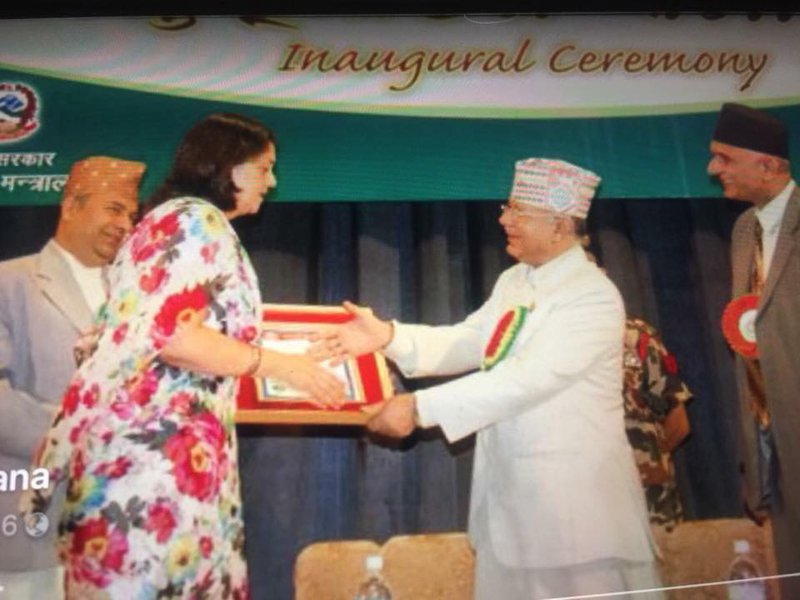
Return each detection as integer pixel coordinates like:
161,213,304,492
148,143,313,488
160,313,344,409
264,350,348,409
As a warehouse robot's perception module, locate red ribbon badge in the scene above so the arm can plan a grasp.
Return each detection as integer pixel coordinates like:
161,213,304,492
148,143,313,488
721,294,759,358
482,306,528,370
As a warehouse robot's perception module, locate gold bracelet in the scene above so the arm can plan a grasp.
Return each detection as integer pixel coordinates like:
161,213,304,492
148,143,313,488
243,344,262,377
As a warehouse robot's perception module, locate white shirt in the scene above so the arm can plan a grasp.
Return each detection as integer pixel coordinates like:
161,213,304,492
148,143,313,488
756,180,796,275
52,240,107,315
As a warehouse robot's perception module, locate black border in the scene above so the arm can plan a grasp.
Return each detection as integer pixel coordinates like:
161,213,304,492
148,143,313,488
1,1,797,19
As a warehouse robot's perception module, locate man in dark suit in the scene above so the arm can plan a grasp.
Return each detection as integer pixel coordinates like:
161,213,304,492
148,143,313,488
709,102,800,597
0,156,143,599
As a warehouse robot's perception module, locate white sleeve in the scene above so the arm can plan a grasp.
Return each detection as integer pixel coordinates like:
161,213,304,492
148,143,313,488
383,319,484,378
415,283,624,442
382,270,514,377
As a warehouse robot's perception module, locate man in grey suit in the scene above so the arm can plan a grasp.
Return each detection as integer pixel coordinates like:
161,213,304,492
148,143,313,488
709,102,800,597
0,156,144,599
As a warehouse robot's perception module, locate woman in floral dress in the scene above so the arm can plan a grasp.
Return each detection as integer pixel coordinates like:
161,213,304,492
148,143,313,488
22,113,345,599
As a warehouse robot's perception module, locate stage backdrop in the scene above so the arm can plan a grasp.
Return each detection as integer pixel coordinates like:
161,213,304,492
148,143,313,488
1,14,799,204
0,196,747,600
0,13,790,599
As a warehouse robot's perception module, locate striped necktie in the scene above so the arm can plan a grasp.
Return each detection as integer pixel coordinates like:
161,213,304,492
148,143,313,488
746,217,769,427
751,219,765,296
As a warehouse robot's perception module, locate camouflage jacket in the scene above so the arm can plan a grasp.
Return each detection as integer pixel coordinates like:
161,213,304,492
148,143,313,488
623,317,693,530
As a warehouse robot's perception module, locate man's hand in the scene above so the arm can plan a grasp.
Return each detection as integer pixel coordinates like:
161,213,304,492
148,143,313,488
365,393,417,438
309,301,393,365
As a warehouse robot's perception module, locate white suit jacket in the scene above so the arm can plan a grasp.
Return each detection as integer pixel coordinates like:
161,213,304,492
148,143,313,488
0,239,92,572
386,245,656,569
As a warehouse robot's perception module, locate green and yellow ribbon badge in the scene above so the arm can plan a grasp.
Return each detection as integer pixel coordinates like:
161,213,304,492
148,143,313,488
482,305,528,371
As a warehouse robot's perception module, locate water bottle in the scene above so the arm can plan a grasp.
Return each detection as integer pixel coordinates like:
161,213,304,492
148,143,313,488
354,554,392,600
727,539,766,600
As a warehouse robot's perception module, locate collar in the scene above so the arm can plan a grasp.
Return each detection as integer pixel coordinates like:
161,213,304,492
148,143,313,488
756,180,796,235
52,239,104,280
524,243,586,289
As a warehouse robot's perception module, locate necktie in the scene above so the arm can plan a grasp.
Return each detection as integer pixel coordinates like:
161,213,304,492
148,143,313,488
751,219,765,296
740,218,774,513
746,218,769,427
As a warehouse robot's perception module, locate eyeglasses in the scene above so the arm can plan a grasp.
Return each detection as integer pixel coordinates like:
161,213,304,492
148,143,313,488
499,203,556,221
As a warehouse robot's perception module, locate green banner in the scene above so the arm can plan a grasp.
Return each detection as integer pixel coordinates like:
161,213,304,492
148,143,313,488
3,16,800,203
3,68,798,205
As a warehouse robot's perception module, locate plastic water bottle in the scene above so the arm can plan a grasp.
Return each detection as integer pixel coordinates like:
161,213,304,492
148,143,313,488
727,539,766,600
354,554,392,600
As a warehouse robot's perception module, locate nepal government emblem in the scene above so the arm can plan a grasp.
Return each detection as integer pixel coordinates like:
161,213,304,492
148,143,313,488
0,82,40,143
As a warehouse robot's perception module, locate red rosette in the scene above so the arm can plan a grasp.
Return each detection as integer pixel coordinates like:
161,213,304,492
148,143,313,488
721,294,760,358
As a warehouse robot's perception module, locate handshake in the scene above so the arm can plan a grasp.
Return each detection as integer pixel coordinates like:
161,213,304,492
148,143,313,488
289,300,420,438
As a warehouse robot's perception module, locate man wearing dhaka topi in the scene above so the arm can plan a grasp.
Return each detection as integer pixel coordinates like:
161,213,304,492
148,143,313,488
320,158,662,599
0,156,143,599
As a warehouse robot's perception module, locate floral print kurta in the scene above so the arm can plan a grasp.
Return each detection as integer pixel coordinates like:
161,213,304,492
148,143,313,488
22,197,259,599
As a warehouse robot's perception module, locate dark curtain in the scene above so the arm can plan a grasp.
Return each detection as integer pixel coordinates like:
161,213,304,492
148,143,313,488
0,197,747,599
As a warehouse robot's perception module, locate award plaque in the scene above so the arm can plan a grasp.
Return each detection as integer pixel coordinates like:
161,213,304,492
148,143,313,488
236,304,393,425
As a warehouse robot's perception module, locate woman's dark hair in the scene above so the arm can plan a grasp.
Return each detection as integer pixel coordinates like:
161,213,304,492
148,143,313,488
148,113,275,212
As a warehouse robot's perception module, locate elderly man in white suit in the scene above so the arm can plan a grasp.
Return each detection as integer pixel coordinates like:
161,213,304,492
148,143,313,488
322,159,662,599
0,156,143,599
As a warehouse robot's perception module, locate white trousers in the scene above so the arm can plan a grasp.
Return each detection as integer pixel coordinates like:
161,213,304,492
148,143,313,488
475,544,666,600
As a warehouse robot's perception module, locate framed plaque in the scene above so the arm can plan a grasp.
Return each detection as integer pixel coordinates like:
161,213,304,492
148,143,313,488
236,304,394,425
